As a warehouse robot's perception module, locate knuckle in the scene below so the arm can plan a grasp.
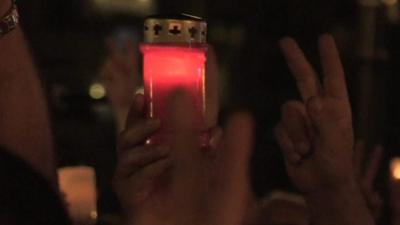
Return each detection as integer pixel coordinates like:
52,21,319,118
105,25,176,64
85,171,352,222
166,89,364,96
296,76,313,85
281,100,303,114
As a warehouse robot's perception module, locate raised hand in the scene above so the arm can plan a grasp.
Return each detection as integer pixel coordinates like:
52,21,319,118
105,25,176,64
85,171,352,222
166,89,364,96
114,89,254,225
275,34,355,193
113,90,240,225
275,34,375,225
165,91,254,225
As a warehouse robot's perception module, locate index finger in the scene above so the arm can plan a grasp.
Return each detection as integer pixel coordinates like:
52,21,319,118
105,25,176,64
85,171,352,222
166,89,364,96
279,37,321,102
319,34,349,99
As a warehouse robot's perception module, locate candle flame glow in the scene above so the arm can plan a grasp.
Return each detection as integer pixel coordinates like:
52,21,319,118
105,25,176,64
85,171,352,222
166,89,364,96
140,45,207,144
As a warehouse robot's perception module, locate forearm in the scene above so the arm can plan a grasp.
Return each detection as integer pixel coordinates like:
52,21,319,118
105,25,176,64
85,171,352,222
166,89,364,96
0,1,56,186
306,181,375,225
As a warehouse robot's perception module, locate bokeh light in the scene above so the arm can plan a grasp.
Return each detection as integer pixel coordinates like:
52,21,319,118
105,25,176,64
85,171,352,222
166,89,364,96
89,83,106,100
391,158,400,180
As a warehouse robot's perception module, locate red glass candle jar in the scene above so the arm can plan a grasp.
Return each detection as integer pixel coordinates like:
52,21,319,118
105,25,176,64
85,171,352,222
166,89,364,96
140,14,208,145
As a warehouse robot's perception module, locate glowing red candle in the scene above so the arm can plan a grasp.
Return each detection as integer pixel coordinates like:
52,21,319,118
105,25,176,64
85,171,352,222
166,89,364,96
141,14,208,144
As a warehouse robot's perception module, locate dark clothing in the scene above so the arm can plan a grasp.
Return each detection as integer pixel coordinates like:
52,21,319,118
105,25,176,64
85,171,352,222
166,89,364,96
0,148,70,225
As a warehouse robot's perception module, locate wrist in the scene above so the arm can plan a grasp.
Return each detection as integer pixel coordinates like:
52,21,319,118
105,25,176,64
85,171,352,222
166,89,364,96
306,180,374,225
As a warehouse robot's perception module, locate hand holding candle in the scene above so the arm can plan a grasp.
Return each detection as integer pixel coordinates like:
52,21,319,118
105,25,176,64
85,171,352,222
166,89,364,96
113,90,252,225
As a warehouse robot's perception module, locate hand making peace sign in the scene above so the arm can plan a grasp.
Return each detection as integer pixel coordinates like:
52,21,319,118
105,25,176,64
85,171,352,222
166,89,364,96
275,34,355,194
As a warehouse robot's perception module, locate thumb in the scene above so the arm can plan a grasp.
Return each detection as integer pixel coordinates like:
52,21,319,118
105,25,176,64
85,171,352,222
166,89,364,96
167,89,202,134
166,89,201,162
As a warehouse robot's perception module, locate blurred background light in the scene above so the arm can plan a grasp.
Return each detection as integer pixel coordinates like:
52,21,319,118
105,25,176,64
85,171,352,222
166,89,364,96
89,83,106,100
391,158,400,180
90,210,98,220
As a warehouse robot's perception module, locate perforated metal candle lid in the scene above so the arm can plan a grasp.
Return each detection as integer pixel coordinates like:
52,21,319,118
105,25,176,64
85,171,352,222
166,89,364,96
143,14,207,44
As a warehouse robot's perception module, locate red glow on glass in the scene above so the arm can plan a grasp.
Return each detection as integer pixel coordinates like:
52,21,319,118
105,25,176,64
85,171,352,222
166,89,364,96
141,45,207,144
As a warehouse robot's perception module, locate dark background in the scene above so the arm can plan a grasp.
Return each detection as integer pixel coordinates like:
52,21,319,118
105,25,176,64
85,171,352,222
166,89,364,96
16,0,400,224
